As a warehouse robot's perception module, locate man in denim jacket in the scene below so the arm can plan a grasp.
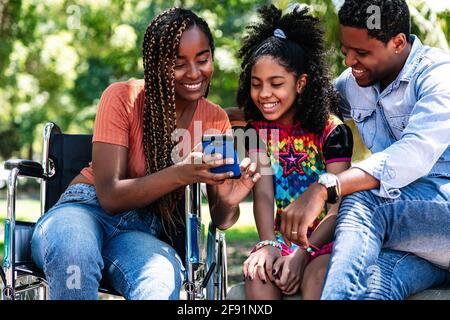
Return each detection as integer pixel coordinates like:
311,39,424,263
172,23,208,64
280,0,450,299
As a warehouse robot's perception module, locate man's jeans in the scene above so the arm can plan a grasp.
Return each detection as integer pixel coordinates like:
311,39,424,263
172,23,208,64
322,176,450,299
31,183,184,300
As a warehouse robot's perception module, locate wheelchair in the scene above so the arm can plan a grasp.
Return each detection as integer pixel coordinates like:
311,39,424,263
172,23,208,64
1,122,227,300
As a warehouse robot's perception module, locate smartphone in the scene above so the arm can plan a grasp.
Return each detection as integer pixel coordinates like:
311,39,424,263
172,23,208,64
202,134,241,179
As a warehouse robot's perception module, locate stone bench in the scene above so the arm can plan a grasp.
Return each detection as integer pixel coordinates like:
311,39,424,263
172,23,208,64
226,282,450,300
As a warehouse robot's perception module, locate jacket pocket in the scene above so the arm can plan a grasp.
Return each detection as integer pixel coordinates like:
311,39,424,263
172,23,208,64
389,114,410,140
351,107,377,149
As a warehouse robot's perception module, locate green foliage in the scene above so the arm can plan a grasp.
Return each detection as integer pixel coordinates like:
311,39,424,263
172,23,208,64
0,0,448,162
225,225,259,243
0,123,20,159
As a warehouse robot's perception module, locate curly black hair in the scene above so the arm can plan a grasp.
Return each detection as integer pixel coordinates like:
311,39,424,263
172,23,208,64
236,4,339,134
338,0,411,44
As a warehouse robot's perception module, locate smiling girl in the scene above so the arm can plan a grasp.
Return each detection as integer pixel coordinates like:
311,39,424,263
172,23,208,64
237,5,353,299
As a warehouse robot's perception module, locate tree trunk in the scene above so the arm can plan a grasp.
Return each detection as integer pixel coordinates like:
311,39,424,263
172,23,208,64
28,143,33,160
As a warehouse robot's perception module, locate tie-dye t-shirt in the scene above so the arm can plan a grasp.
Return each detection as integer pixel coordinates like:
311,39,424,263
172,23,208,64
246,114,353,255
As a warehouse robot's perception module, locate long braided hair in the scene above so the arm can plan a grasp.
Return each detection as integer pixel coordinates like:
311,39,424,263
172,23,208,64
237,4,339,134
142,8,214,236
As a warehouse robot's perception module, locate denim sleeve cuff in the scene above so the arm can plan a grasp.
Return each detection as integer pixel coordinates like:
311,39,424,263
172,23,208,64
352,153,402,199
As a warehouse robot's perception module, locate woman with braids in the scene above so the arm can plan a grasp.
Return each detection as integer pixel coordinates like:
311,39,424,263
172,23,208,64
30,8,260,300
238,5,353,299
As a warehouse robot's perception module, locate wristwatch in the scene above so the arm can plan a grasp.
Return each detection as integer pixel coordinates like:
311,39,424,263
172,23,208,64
318,173,341,204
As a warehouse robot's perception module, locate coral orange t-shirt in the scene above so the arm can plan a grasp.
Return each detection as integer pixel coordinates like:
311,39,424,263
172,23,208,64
80,79,231,183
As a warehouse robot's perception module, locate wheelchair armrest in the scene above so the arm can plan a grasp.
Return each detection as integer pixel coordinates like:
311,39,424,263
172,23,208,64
4,159,44,179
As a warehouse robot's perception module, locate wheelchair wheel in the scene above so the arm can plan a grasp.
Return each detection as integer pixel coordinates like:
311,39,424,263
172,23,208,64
206,223,228,300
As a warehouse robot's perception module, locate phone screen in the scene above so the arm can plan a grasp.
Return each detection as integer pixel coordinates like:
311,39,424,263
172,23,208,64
202,134,241,179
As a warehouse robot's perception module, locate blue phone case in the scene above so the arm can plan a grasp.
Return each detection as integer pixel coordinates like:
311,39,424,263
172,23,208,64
202,135,241,179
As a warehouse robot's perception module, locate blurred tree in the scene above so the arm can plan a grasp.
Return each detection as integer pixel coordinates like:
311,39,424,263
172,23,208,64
0,0,22,159
409,0,449,52
0,0,448,162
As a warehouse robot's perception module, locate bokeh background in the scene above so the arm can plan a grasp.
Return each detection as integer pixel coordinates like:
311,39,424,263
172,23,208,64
0,0,449,162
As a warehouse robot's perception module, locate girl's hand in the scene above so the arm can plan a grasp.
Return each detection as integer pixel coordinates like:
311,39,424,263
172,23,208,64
214,157,261,207
272,249,309,295
279,182,327,248
175,151,235,185
242,245,281,283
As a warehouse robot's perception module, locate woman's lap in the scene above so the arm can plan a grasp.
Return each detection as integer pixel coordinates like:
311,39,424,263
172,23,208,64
31,183,184,299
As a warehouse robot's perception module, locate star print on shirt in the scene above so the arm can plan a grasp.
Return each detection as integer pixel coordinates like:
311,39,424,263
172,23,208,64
277,141,308,177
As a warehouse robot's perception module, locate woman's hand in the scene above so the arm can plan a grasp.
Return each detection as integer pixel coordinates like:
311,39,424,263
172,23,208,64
175,151,235,186
272,249,309,295
279,182,328,248
243,245,281,283
214,157,261,207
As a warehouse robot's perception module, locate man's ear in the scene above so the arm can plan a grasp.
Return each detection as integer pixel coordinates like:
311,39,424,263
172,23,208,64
392,33,407,54
296,74,308,94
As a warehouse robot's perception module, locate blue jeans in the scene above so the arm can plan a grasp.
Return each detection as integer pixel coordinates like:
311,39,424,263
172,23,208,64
31,184,185,300
322,176,450,300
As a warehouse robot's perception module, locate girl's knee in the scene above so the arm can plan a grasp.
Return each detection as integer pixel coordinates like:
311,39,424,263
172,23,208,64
244,273,281,300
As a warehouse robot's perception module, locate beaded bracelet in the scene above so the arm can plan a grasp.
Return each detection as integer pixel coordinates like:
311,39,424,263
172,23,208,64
305,244,321,258
250,240,282,253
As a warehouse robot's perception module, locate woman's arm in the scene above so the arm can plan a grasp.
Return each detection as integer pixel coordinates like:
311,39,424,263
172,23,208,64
93,142,232,215
206,156,261,230
206,182,240,230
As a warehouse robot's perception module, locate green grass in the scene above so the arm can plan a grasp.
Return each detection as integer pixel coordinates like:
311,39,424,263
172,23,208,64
0,198,41,222
1,197,42,262
224,225,258,243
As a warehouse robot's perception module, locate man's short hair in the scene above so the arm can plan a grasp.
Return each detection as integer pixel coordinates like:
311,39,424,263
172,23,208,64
338,0,411,44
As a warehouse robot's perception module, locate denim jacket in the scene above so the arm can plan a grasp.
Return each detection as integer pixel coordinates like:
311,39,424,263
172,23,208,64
335,35,450,199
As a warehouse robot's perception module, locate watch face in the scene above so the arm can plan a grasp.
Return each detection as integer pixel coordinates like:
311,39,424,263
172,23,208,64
320,173,336,187
320,173,339,204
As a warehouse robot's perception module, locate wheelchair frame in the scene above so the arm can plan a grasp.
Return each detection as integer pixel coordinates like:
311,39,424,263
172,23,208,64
184,183,228,300
1,122,228,300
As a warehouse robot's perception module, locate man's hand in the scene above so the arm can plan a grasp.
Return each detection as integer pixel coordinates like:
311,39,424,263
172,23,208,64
279,182,328,248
